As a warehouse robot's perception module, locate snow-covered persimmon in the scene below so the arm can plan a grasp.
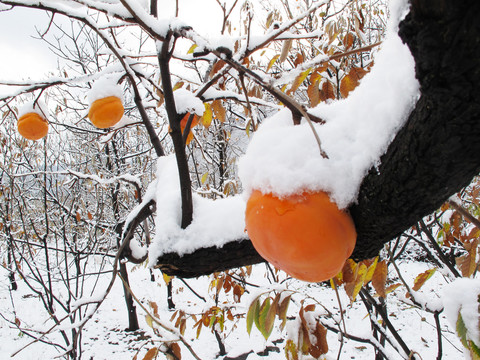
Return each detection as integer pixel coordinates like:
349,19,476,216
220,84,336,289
245,190,357,282
88,96,124,129
17,112,49,140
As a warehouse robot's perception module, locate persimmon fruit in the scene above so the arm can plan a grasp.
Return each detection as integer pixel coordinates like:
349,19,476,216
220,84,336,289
180,113,199,145
17,112,49,140
88,96,124,129
180,113,199,131
245,190,357,282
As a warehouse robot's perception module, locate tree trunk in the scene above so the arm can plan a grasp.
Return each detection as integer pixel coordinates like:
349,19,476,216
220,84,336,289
138,0,480,277
350,0,480,259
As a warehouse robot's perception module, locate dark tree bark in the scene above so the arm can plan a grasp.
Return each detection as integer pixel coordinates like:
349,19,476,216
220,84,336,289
145,0,480,277
350,0,480,259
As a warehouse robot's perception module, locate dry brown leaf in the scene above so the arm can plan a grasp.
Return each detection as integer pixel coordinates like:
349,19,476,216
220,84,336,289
307,81,320,107
209,60,226,78
342,258,357,284
143,347,159,360
319,80,336,102
340,67,368,98
168,343,181,360
372,260,388,298
456,238,478,277
212,100,226,123
309,323,329,358
385,283,401,295
279,39,292,63
344,32,355,50
294,53,304,67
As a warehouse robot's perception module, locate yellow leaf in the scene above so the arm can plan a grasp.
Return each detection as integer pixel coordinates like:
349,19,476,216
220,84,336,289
364,257,379,284
172,81,184,91
187,43,198,54
351,263,367,301
267,54,280,72
201,172,208,184
412,268,437,292
201,103,213,127
289,68,311,94
145,315,154,329
245,120,251,137
163,273,172,285
246,298,260,335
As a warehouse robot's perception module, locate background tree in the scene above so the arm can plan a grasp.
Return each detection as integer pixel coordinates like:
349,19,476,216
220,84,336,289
1,0,479,359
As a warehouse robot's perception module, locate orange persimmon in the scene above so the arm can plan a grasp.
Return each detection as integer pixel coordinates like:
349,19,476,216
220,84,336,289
17,112,49,140
180,113,199,132
88,96,124,129
245,190,357,282
180,113,199,145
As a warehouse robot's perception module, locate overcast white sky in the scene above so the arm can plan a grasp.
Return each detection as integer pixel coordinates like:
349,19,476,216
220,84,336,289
0,7,60,81
0,0,236,85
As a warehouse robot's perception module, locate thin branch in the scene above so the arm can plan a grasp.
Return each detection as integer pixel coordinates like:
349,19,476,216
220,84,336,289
418,220,461,278
448,198,480,231
118,274,203,360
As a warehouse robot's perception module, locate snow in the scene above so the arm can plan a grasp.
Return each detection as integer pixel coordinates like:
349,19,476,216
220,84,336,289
87,75,124,104
148,155,247,260
129,238,148,260
443,278,480,346
238,0,419,209
17,98,48,118
173,88,205,116
0,259,464,359
120,0,188,37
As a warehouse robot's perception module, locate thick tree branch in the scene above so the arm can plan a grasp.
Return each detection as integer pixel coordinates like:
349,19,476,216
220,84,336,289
157,33,194,229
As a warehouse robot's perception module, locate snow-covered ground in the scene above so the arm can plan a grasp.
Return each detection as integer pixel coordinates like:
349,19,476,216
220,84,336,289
0,259,465,359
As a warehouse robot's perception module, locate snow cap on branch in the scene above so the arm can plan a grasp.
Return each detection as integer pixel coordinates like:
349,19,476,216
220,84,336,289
148,155,247,260
87,74,124,105
174,88,205,116
18,98,48,119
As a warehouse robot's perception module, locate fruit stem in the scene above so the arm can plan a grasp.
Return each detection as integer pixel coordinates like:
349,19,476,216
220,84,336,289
297,106,329,159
